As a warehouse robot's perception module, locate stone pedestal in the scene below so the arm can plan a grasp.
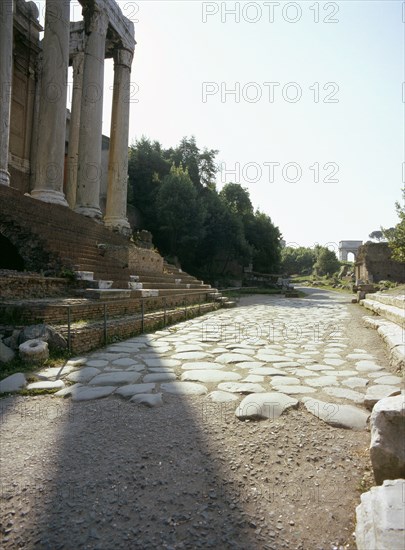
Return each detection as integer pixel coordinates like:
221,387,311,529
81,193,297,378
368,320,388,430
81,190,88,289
75,9,109,219
31,0,70,206
104,48,133,235
0,0,14,186
66,52,84,209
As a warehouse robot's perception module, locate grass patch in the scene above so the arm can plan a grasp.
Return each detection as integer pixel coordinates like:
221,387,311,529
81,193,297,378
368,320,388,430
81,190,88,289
0,348,73,382
17,388,60,397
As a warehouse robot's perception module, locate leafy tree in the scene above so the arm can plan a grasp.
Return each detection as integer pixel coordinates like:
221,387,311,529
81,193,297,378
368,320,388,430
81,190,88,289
127,136,282,279
244,210,281,273
281,247,316,275
154,165,205,269
383,188,405,262
164,136,218,189
219,183,253,219
313,246,340,276
195,189,250,276
127,137,171,229
368,230,384,241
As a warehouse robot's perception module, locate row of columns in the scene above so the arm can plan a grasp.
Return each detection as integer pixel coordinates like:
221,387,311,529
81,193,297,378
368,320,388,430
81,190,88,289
0,0,134,236
0,0,14,186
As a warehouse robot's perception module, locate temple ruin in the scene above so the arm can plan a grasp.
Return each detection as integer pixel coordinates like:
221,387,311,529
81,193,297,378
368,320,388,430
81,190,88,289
0,0,135,235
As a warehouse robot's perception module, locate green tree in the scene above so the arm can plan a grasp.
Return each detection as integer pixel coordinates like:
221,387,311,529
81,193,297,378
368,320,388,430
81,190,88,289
127,137,171,229
196,189,251,276
219,183,254,219
155,165,205,268
383,189,405,262
244,211,281,273
281,247,316,275
313,246,340,276
164,136,218,189
368,230,384,242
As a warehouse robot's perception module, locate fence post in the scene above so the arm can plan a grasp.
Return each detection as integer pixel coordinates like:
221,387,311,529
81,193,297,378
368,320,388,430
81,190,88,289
67,306,71,352
184,297,187,320
103,303,107,345
141,299,145,333
164,296,167,326
198,293,201,315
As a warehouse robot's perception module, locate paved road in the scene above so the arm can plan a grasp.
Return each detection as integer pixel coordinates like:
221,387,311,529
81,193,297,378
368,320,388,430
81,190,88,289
0,288,401,549
30,287,401,422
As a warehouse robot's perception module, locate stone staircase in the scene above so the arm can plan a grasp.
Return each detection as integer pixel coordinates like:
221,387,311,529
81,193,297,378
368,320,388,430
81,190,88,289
0,185,237,352
361,292,405,371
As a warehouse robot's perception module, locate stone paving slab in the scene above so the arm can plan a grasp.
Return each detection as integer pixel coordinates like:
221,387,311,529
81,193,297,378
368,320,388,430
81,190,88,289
35,365,76,380
130,393,163,407
206,390,239,403
364,385,401,410
160,382,208,395
181,370,241,383
70,386,117,401
303,397,369,430
66,367,101,383
273,385,317,395
235,392,299,420
89,372,141,386
217,382,266,394
26,380,65,390
11,290,399,433
115,383,156,397
143,373,177,383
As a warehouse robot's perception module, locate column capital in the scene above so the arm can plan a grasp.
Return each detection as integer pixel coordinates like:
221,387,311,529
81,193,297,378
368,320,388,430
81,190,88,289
114,48,134,70
86,8,109,36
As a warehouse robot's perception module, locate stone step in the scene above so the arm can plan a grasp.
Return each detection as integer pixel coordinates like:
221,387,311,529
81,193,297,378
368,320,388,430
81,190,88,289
365,292,405,309
222,300,237,308
132,274,201,284
361,298,405,328
138,282,211,290
82,289,131,300
74,271,94,281
129,288,214,298
363,316,404,371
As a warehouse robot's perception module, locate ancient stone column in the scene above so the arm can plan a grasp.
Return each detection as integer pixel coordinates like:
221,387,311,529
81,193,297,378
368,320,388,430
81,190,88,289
104,48,134,235
66,52,84,209
74,9,109,219
0,0,14,186
31,0,70,206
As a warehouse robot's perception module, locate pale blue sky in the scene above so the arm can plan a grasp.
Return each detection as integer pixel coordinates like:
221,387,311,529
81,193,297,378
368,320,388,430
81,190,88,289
40,1,404,249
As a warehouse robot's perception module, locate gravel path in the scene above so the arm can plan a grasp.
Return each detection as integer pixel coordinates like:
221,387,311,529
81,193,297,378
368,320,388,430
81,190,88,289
0,289,395,549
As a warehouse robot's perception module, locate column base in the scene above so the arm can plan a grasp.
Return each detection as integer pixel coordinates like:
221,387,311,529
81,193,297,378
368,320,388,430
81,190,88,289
30,189,68,206
104,216,132,237
0,169,10,186
74,205,103,219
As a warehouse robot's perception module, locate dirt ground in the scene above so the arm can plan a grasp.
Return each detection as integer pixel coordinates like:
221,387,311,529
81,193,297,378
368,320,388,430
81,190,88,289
0,292,392,550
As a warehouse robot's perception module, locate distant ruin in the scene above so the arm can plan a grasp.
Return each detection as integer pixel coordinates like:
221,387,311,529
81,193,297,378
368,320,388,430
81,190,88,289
338,240,363,261
355,242,405,284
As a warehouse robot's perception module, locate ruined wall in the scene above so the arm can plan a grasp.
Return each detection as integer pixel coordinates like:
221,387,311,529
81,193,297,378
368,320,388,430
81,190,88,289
103,244,164,273
356,243,405,283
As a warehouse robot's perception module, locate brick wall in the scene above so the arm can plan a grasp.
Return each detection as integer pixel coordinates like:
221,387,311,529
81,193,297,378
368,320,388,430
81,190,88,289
65,302,219,353
0,291,214,326
0,275,71,300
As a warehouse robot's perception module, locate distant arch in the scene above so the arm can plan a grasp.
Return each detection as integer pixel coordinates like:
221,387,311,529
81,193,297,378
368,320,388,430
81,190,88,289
338,241,362,261
347,252,356,263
